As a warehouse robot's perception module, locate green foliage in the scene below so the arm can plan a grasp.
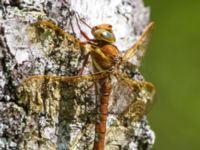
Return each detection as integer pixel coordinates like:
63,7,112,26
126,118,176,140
143,0,200,150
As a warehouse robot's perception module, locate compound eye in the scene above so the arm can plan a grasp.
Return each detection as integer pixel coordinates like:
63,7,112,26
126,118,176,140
101,31,114,39
92,28,116,42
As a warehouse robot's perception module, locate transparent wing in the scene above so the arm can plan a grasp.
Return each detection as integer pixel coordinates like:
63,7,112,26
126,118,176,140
109,72,155,121
16,72,112,148
122,22,155,68
17,71,109,119
19,71,109,85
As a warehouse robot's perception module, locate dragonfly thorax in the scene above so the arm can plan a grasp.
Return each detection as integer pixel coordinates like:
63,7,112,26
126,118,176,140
91,44,122,72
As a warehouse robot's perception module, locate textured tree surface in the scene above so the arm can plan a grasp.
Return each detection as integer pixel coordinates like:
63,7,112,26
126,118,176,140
0,0,155,150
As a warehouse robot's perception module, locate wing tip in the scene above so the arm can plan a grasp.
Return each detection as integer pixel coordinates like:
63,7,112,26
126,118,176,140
146,21,155,31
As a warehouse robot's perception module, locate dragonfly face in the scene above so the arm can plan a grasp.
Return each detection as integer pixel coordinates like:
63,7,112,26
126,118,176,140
91,24,116,43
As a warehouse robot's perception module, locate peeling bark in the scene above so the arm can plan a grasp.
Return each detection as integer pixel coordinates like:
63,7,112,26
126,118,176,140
0,0,155,150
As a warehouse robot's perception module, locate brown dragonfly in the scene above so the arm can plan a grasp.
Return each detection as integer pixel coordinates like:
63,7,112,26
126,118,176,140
17,19,155,150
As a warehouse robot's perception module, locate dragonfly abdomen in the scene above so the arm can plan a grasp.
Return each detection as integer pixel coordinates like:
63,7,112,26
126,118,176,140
93,77,112,150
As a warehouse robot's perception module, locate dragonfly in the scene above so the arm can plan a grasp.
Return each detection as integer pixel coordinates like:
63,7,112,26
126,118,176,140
17,18,155,150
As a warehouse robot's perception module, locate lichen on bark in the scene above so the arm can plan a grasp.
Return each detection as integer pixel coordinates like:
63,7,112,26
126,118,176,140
0,0,155,150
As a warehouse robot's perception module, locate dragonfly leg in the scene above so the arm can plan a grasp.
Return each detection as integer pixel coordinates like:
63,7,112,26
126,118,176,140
78,52,91,75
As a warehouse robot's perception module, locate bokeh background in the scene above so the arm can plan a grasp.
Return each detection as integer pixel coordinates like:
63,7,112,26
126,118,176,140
142,0,200,150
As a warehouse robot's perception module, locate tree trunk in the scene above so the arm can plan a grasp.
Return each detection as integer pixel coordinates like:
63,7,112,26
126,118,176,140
0,0,155,150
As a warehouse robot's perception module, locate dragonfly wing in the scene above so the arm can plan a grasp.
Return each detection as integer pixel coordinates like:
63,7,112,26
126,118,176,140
17,71,109,119
16,72,112,149
109,73,155,121
122,22,155,68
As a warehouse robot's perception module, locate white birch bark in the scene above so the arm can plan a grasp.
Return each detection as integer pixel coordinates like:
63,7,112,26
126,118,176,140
0,0,155,150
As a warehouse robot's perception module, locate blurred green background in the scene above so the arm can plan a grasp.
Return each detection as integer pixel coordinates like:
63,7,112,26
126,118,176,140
142,0,200,150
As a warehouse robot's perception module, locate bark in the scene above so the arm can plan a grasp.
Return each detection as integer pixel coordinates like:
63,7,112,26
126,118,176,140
0,0,155,150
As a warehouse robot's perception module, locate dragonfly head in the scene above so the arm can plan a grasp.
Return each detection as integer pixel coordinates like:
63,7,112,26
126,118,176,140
91,24,116,43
